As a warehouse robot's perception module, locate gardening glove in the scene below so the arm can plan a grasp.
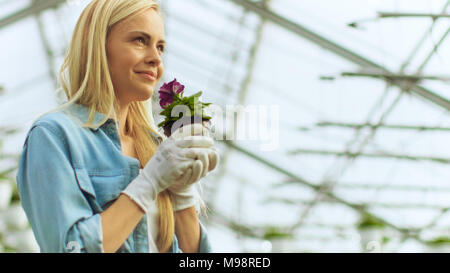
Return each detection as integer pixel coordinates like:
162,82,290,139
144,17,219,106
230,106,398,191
168,123,220,211
121,130,214,213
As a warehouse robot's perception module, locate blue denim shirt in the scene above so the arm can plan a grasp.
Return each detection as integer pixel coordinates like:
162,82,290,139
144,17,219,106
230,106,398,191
16,103,212,253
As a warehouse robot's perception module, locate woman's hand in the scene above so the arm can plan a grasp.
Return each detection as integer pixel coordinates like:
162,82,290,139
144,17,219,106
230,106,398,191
121,124,216,213
168,124,219,211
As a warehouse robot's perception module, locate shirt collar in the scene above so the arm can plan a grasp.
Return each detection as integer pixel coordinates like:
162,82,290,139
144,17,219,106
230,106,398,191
63,103,164,144
63,103,111,131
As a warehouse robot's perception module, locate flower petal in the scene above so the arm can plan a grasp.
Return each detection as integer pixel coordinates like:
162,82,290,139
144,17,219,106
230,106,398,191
158,78,185,109
159,83,172,94
159,91,172,98
172,80,185,94
160,98,173,109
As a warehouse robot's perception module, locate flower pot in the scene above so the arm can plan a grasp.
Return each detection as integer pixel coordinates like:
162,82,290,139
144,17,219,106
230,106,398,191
163,115,211,137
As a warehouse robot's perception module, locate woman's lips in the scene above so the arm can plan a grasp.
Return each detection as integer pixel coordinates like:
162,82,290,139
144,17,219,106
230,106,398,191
137,72,156,81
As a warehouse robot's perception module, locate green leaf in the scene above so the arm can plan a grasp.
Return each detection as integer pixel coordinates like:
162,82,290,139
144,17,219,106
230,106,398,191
191,91,203,98
174,92,183,101
158,88,214,129
160,108,172,116
187,96,195,106
425,237,450,246
263,226,294,240
357,214,386,229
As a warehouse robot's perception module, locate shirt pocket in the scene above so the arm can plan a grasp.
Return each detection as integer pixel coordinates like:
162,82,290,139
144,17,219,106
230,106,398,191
74,168,102,213
88,171,129,210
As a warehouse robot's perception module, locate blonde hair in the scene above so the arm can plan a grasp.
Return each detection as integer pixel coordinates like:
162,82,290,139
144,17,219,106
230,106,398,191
52,0,175,252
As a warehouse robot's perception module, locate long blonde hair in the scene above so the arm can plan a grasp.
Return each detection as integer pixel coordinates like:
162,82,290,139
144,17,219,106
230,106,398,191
55,0,174,252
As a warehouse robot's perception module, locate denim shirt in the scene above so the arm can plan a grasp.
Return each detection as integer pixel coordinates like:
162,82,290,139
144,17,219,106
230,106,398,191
16,103,212,253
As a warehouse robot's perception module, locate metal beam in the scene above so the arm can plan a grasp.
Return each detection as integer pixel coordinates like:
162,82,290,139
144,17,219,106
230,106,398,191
310,121,450,132
341,71,450,82
0,0,66,30
378,12,450,19
288,148,450,164
400,1,450,73
278,180,450,193
228,0,450,111
269,197,448,210
34,8,57,90
222,140,415,235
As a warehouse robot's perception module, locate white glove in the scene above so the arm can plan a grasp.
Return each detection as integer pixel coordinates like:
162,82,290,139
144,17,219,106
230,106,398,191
168,124,220,211
121,129,214,213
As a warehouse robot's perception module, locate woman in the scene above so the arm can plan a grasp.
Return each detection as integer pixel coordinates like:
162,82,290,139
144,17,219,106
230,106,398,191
16,0,219,253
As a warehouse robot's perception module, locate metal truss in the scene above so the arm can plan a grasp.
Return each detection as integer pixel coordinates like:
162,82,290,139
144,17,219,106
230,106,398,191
307,122,450,132
200,0,271,242
1,0,448,252
341,71,450,83
224,0,450,249
377,12,450,19
229,0,450,111
223,141,424,238
288,148,450,165
0,0,65,29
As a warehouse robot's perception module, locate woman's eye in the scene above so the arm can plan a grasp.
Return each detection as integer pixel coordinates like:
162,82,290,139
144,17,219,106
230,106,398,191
135,37,146,45
158,45,165,52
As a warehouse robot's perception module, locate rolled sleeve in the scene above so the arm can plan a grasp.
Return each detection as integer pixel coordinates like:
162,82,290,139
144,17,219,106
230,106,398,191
16,124,104,253
67,214,104,253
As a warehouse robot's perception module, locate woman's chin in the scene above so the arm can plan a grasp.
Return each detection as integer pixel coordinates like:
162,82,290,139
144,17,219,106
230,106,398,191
135,89,154,101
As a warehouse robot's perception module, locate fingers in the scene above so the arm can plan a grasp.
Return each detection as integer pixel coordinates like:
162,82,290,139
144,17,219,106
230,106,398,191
197,150,209,178
208,147,219,172
172,148,219,188
161,124,219,186
181,147,219,175
175,166,192,185
173,160,194,178
187,160,203,185
181,148,207,175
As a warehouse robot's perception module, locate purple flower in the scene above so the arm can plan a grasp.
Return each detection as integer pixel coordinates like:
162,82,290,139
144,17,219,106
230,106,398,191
158,78,185,109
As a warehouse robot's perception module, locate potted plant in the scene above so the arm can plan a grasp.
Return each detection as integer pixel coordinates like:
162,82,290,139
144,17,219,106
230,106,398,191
157,78,212,137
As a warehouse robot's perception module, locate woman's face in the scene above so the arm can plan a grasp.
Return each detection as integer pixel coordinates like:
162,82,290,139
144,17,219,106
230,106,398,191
106,8,165,106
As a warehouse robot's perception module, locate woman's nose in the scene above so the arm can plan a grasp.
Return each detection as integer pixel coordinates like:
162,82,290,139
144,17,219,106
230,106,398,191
144,46,162,66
